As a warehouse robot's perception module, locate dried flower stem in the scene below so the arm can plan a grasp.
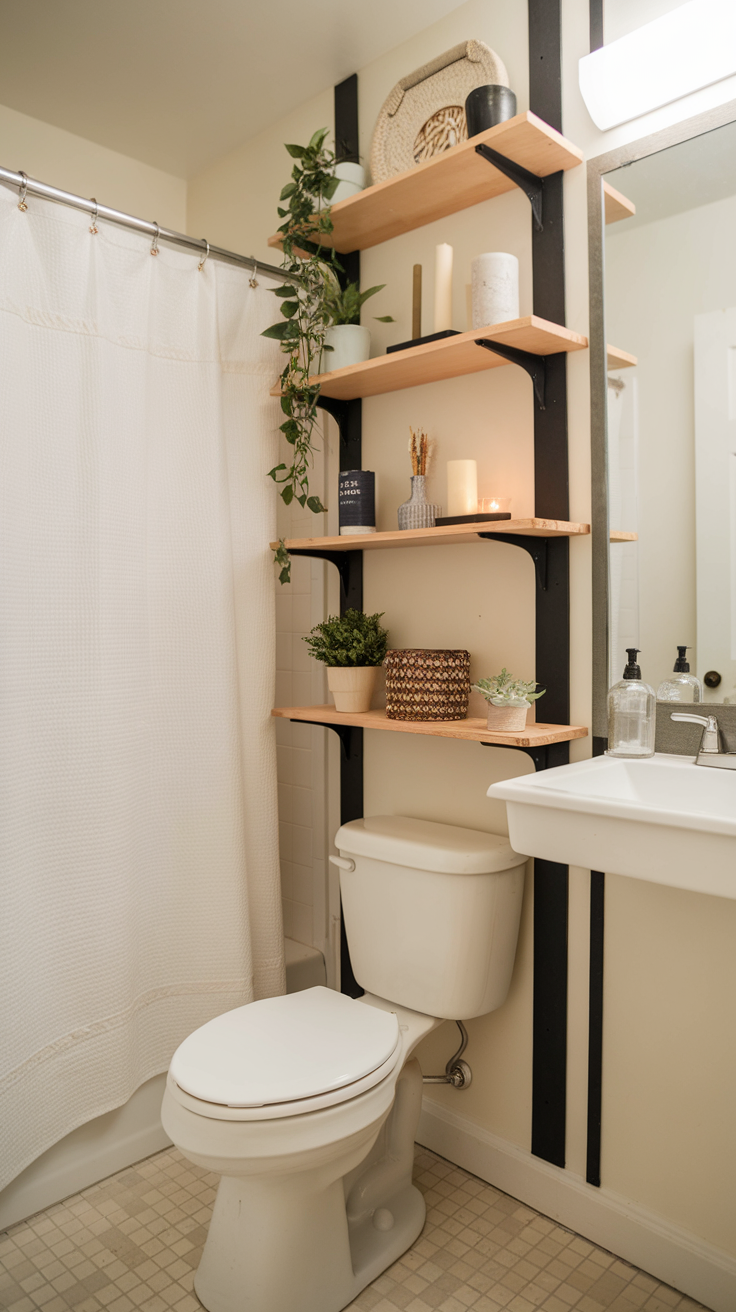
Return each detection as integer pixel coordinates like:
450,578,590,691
408,427,429,476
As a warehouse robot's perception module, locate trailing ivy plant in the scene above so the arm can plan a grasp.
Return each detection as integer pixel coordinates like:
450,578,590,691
262,128,340,583
322,280,394,327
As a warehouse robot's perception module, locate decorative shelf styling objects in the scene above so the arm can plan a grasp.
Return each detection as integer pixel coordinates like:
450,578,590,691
398,429,439,530
473,669,546,733
369,40,511,183
339,470,376,535
271,705,589,750
268,114,584,255
465,84,517,135
471,252,519,328
303,609,389,714
285,316,588,402
385,649,471,722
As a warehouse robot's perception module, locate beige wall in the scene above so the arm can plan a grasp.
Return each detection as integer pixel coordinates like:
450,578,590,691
186,0,736,1271
0,103,186,230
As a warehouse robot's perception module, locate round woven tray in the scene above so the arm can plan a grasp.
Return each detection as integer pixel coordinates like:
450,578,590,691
385,649,471,721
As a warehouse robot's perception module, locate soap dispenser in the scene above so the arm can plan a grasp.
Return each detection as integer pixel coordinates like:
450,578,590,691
607,648,656,758
657,646,702,703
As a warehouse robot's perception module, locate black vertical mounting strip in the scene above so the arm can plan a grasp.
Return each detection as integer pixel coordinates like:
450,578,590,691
474,143,544,230
589,0,604,52
529,0,570,1171
586,870,605,1185
331,74,363,997
475,339,546,410
586,730,607,1184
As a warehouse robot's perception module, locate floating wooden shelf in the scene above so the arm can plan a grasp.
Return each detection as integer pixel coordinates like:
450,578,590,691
271,317,588,402
267,113,584,255
272,706,588,748
273,522,635,551
603,180,636,225
607,344,637,370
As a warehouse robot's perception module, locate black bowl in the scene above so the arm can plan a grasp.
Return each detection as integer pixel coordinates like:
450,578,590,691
465,85,517,136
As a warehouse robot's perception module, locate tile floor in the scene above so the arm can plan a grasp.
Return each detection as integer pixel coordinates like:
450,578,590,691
0,1145,710,1312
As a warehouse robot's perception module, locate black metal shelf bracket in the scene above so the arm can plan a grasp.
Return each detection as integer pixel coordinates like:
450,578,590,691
475,338,547,409
316,394,349,437
291,718,359,762
480,532,548,590
287,547,362,612
475,142,544,231
481,740,550,771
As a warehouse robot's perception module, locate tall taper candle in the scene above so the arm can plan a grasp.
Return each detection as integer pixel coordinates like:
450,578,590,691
412,264,422,339
447,460,478,516
433,243,453,332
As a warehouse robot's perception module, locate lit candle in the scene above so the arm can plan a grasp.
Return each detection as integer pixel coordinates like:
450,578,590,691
433,243,453,332
447,460,478,517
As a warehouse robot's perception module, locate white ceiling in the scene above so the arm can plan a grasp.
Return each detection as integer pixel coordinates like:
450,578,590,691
0,0,468,178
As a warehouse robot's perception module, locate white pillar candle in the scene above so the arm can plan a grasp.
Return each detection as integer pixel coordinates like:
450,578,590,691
447,460,478,517
433,243,453,332
471,252,519,328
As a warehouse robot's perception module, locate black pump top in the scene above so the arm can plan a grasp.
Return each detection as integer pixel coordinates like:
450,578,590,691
674,645,691,672
623,648,642,679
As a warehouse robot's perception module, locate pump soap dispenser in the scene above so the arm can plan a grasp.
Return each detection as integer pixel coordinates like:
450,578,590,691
607,648,656,758
657,646,702,702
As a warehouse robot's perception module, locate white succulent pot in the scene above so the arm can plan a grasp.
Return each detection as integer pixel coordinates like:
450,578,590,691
323,324,371,373
327,666,378,713
331,162,366,202
485,702,529,732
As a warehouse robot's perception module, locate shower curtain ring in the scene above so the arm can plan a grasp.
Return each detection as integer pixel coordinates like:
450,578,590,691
150,221,160,257
89,198,99,235
198,239,209,272
249,258,258,288
17,171,29,211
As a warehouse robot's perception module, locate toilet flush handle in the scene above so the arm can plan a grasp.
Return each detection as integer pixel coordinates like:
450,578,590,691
329,855,355,872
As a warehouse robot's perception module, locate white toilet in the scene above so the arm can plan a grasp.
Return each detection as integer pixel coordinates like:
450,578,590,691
161,815,527,1312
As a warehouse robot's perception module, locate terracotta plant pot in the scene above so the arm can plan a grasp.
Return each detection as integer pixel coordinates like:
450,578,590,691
327,665,378,713
485,702,529,732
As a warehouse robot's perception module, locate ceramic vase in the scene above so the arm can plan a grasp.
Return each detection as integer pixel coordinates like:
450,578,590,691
331,161,366,202
323,325,371,372
485,702,529,732
327,666,378,713
471,252,519,328
397,475,441,530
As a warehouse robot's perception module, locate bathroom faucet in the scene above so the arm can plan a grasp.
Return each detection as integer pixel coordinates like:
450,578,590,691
670,712,736,769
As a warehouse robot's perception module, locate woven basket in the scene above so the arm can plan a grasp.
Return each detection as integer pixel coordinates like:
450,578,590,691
385,649,470,721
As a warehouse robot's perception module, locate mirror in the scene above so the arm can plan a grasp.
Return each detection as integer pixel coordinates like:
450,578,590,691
588,101,736,736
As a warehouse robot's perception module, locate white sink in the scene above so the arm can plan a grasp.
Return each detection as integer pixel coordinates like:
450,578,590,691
488,753,736,899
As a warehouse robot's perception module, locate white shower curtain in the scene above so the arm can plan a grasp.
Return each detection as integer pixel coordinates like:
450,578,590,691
0,185,285,1190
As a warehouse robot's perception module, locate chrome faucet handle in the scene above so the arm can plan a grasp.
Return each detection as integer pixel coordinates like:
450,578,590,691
671,712,720,753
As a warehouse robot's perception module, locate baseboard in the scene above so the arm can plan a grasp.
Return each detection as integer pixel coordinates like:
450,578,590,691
417,1100,736,1312
0,1074,170,1231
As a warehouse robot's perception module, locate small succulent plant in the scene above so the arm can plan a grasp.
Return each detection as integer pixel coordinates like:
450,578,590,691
472,669,546,708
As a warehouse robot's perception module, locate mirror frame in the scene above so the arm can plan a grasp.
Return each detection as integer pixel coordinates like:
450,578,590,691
587,97,736,743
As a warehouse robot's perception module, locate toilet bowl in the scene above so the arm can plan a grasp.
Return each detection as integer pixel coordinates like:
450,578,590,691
162,816,527,1312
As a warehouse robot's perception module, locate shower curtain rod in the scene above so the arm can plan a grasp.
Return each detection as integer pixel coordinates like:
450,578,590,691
0,165,296,283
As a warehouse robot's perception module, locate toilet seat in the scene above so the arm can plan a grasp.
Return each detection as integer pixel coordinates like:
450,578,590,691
169,987,402,1119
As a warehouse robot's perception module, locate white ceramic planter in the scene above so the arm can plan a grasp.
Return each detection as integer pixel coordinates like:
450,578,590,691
332,162,366,203
327,666,378,713
324,324,371,372
485,702,529,732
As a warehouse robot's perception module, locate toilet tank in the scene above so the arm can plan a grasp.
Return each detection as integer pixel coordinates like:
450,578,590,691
334,816,527,1020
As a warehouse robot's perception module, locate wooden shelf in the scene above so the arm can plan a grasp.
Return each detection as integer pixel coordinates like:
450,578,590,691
273,522,636,551
273,317,588,402
272,706,588,748
268,113,583,255
603,180,636,225
607,344,637,370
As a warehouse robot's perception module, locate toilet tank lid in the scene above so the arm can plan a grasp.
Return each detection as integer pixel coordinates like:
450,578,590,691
335,816,527,874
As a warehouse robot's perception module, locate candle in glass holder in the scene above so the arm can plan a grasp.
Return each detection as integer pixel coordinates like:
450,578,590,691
478,496,511,514
447,460,478,516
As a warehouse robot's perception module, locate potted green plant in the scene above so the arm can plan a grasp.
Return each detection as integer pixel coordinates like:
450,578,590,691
322,280,394,372
472,669,546,732
303,609,389,712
